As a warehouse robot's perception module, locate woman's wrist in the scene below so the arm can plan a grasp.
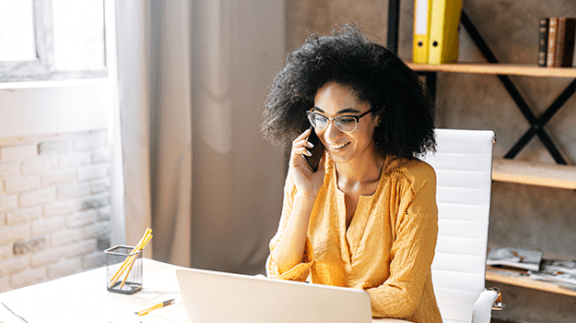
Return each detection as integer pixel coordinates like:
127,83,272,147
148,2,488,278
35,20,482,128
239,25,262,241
294,189,319,204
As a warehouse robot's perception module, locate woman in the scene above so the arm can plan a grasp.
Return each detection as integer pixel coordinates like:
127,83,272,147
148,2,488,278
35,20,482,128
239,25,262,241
261,25,441,323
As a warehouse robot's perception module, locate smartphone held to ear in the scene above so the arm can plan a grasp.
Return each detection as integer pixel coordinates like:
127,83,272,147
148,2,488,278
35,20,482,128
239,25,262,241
303,128,325,172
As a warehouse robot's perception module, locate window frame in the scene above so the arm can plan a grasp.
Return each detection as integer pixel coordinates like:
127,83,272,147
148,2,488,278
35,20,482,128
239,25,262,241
0,0,107,82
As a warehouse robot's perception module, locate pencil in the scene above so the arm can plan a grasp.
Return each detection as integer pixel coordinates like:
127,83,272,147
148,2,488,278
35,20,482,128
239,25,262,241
134,299,175,316
119,233,153,288
109,230,149,283
109,231,151,287
108,228,153,288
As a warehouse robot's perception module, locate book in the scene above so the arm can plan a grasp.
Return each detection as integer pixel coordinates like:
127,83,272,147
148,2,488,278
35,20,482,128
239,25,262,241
486,246,543,271
554,18,567,67
554,18,575,67
563,18,576,67
427,0,463,64
529,260,576,288
538,18,549,67
413,0,432,63
529,272,576,288
540,259,576,275
546,17,558,67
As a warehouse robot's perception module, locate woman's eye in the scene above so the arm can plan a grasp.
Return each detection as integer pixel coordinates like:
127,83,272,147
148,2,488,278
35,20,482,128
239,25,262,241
338,117,356,124
315,115,328,123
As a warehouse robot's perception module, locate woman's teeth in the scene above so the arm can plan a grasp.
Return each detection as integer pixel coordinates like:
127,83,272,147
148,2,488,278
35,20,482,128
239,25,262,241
329,142,349,150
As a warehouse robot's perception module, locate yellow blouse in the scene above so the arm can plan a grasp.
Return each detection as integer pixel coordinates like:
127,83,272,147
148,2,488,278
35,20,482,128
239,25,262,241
266,156,442,323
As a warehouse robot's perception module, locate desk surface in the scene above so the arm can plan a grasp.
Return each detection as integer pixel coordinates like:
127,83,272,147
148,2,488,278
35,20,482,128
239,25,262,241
0,259,404,323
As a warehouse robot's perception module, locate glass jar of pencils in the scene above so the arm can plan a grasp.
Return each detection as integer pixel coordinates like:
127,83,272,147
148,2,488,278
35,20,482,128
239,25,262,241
105,245,143,294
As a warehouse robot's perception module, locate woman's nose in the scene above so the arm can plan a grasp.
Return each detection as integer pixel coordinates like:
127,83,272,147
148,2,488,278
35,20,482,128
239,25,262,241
323,120,342,140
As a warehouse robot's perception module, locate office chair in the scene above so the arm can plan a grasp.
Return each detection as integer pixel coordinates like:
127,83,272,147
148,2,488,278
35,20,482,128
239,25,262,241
375,128,500,323
374,128,502,323
423,128,500,323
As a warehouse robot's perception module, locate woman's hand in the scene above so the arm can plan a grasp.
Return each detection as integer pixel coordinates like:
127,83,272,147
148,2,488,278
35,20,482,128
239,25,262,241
289,128,326,198
270,129,326,274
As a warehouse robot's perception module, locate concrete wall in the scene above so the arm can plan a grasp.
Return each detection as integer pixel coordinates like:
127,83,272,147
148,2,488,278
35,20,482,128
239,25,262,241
286,0,576,322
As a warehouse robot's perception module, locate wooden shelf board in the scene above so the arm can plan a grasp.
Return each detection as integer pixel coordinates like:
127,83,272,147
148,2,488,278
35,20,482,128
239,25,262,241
407,62,576,78
492,158,576,189
486,266,576,297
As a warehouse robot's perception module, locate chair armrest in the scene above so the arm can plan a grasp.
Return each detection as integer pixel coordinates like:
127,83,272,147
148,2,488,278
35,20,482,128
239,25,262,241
472,287,502,323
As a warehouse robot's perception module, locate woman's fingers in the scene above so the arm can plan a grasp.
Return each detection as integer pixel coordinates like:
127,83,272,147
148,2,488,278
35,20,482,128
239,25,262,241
293,128,311,142
296,147,311,157
290,129,316,163
288,129,326,196
291,142,310,159
293,138,313,150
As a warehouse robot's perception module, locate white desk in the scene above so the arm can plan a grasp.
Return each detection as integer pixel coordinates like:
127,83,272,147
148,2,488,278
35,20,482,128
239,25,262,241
0,259,185,323
0,259,403,323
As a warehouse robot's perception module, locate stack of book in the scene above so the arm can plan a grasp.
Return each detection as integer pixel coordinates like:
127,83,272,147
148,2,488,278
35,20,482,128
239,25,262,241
412,0,463,64
539,17,576,67
487,246,576,289
529,259,576,288
486,246,543,271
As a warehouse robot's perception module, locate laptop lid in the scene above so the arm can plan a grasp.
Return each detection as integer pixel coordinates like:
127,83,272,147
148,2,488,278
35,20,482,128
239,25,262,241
175,268,373,323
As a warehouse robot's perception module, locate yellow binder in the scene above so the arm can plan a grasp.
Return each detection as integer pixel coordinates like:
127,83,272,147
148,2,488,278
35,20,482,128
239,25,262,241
428,0,463,64
413,0,432,63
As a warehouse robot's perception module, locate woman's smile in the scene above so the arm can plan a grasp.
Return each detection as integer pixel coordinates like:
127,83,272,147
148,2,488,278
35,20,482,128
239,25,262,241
313,81,379,165
327,141,350,150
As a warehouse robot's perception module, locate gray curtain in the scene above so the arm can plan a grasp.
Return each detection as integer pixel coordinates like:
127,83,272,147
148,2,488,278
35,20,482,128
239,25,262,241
115,0,286,273
114,0,154,257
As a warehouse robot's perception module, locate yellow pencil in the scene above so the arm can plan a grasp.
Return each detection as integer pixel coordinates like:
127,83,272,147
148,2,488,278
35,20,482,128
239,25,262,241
108,229,153,288
109,229,150,283
134,299,175,316
119,234,152,288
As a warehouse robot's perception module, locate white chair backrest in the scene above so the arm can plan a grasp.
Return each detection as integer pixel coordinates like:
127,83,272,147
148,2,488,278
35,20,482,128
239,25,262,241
420,128,495,323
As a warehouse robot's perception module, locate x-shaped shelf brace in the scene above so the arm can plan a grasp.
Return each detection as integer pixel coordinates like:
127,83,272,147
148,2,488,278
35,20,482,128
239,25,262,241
459,11,576,164
385,2,576,165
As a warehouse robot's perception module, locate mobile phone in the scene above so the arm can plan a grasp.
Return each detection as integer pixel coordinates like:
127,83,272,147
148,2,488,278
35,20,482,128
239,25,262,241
303,127,325,172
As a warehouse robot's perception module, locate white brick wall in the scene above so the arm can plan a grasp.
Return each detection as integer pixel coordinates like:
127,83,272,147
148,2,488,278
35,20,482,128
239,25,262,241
0,143,37,162
22,156,59,176
0,130,112,292
20,188,57,208
5,176,40,193
10,267,47,289
0,162,20,178
0,195,18,212
42,170,77,187
0,276,9,293
0,225,29,245
31,217,66,237
0,245,11,261
6,207,42,225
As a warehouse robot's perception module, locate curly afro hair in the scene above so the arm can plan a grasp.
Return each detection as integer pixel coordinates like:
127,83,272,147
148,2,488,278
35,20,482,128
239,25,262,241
261,25,435,159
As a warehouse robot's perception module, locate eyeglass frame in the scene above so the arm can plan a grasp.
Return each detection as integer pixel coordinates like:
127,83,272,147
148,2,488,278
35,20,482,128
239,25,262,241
306,107,381,133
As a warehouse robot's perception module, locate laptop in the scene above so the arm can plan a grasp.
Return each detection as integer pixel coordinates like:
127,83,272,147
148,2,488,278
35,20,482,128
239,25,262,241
175,267,373,323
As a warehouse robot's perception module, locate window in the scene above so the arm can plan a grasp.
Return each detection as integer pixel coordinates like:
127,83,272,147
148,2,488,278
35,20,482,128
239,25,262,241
0,0,106,82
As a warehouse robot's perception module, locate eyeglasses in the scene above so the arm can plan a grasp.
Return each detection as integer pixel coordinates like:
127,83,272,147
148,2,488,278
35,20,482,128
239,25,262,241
306,107,380,133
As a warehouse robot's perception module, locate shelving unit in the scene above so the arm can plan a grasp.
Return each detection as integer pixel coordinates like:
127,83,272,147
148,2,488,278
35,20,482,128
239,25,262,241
408,62,576,190
492,158,576,189
486,266,576,297
387,1,576,301
407,62,576,78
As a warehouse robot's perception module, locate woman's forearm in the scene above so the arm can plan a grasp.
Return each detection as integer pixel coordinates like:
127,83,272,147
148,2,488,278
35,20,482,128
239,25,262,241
271,192,316,274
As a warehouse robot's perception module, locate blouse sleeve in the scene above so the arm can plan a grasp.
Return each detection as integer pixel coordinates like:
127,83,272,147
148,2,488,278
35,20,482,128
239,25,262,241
265,173,314,281
365,165,439,318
